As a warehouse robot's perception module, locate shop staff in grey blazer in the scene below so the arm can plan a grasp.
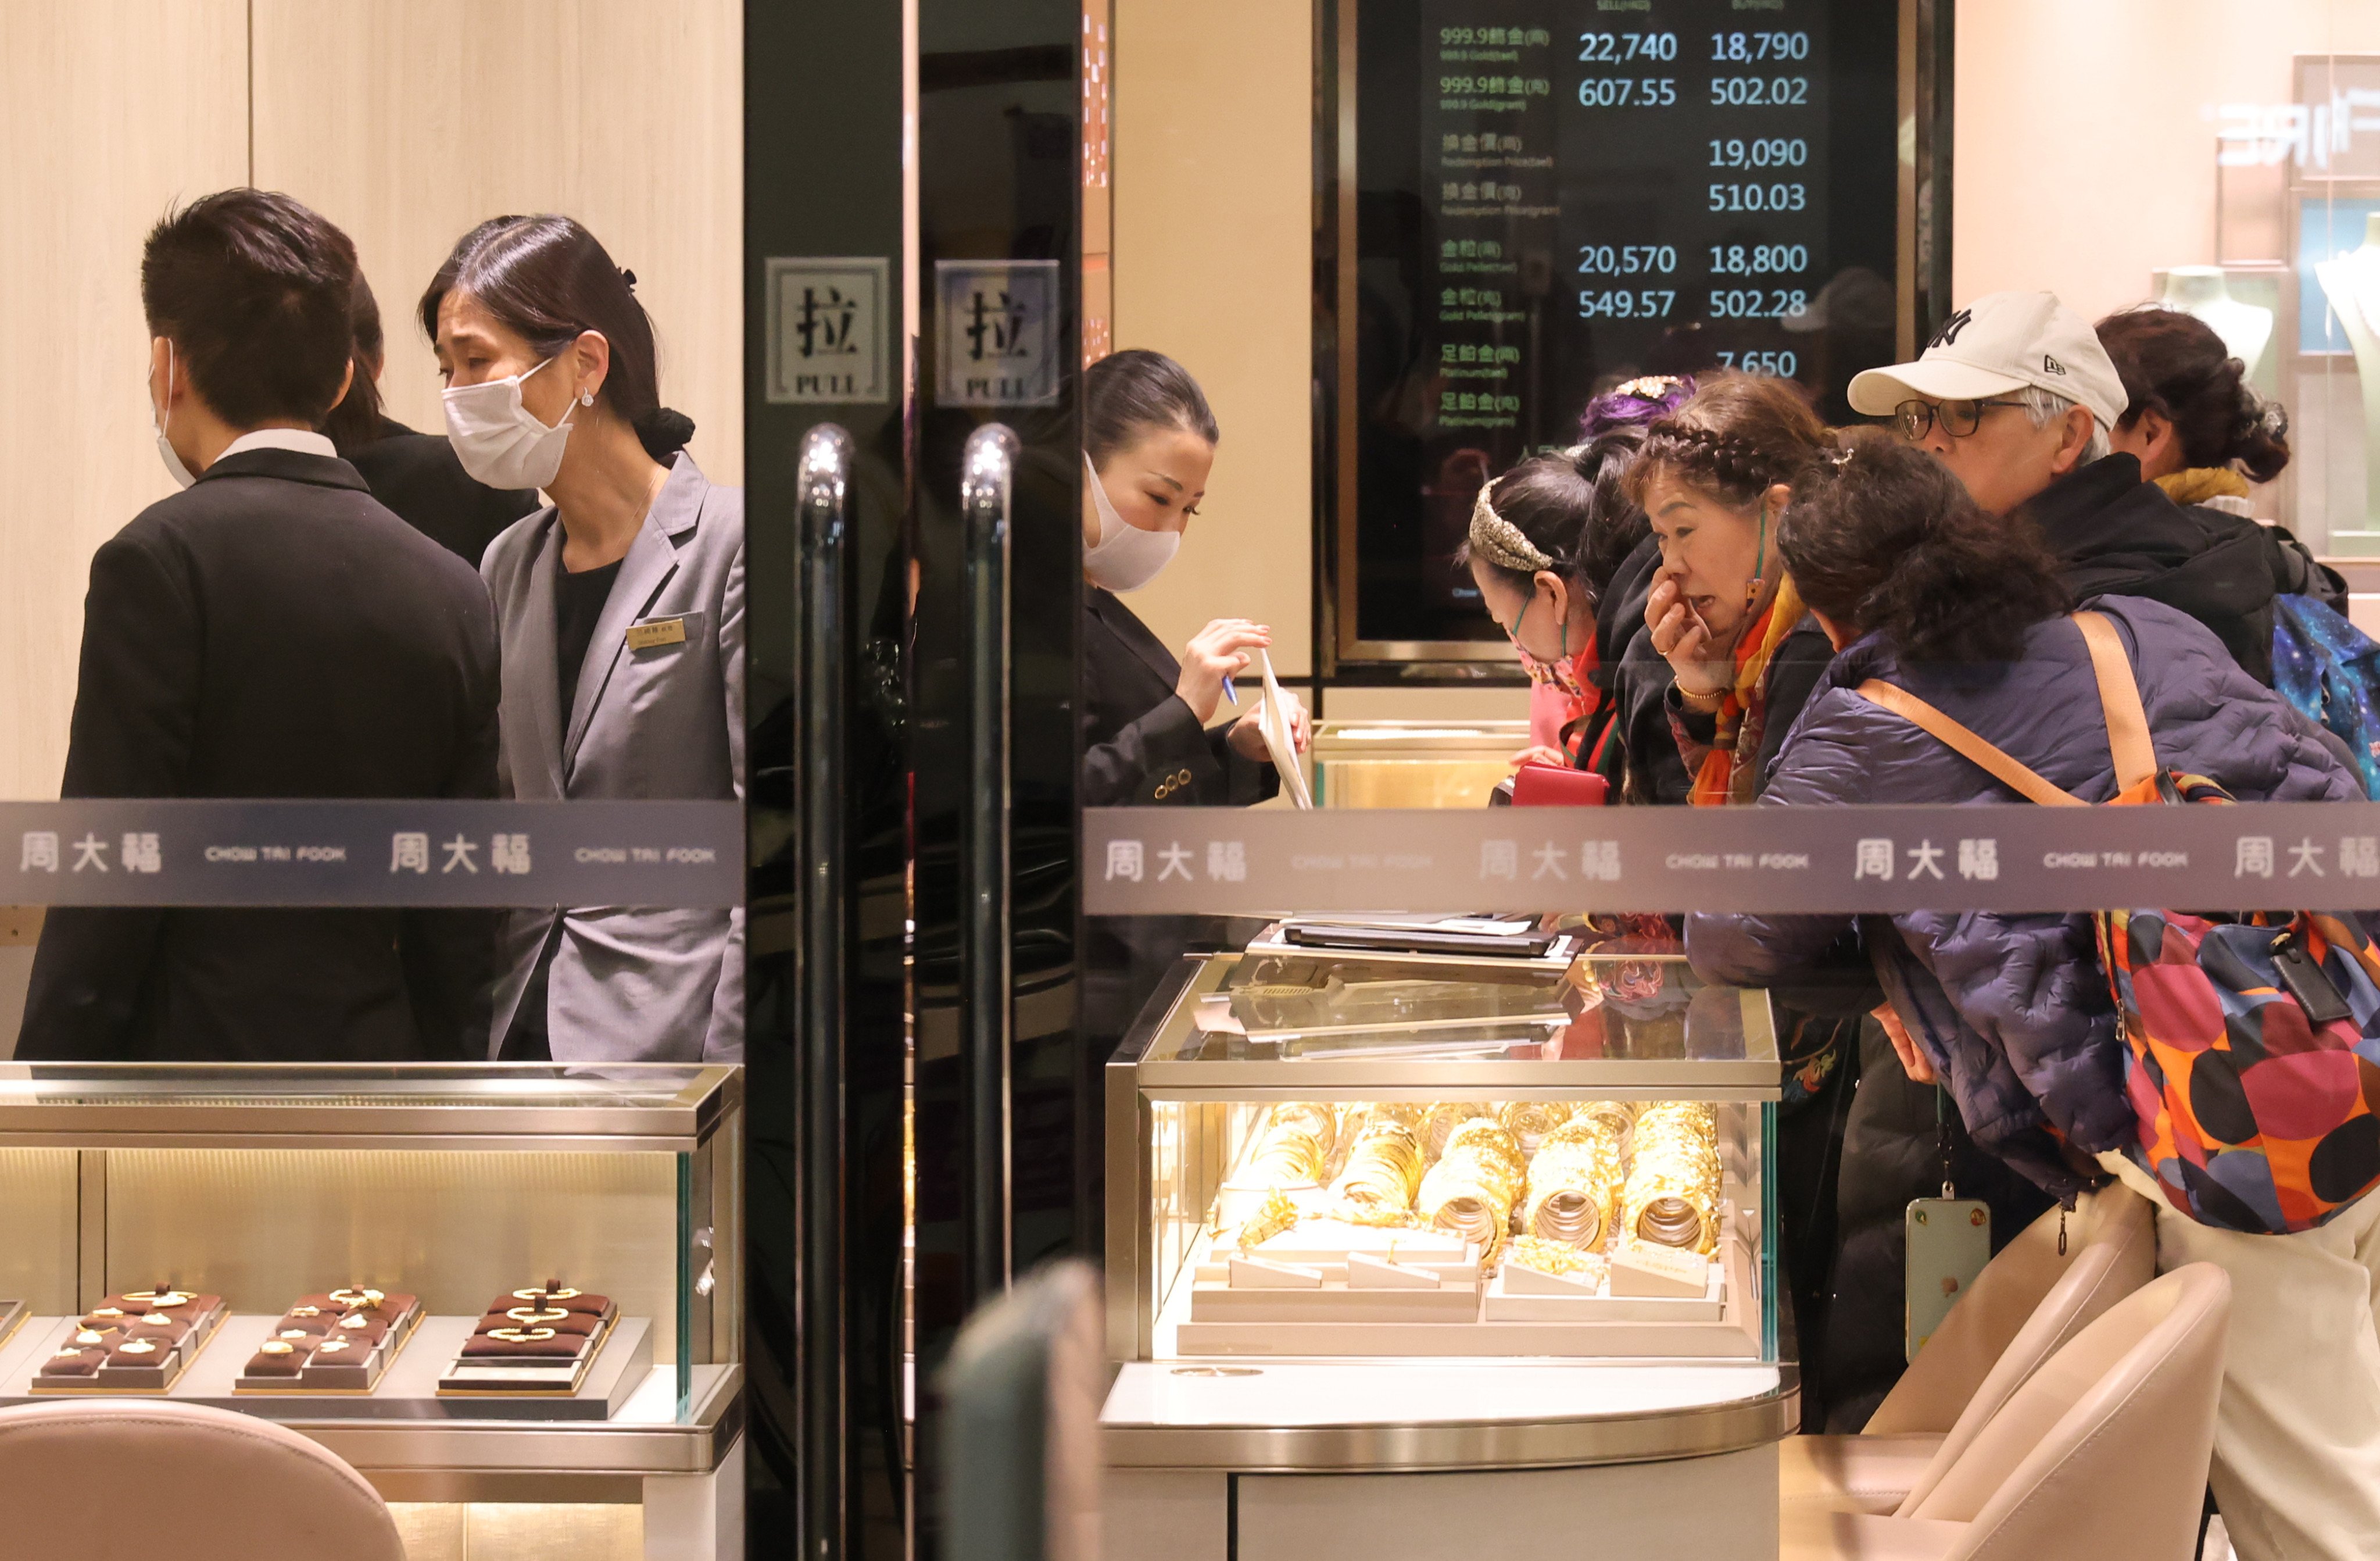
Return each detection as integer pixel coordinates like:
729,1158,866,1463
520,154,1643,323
423,215,743,1063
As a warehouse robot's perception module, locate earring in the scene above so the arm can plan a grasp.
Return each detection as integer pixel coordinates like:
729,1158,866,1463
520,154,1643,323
578,389,595,407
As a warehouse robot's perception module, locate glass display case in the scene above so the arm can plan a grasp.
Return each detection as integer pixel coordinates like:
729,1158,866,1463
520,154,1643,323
1105,937,1782,1367
0,1063,741,1556
1309,720,1530,809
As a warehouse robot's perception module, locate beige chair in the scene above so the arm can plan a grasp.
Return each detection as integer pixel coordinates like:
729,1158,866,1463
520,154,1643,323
1784,1262,2231,1560
1783,1184,2154,1515
0,1398,402,1559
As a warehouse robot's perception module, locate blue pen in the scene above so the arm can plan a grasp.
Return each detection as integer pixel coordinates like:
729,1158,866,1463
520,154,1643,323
1222,674,1238,706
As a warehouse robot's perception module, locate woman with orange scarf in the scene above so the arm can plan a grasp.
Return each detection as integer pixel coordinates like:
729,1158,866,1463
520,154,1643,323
1629,374,1838,807
1624,373,1867,1428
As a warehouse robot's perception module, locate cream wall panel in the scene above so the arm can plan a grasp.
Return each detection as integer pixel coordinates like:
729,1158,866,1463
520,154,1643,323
250,0,743,485
0,0,249,798
1113,0,1312,676
1954,2,2380,322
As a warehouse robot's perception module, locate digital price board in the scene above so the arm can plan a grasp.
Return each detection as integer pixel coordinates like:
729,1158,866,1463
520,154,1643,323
1329,0,1933,665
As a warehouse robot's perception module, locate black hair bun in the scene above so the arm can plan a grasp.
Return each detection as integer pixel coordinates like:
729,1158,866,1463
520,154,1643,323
634,406,695,460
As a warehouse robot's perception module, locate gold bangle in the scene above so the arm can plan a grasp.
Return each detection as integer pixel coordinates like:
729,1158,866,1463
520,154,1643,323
1676,684,1723,713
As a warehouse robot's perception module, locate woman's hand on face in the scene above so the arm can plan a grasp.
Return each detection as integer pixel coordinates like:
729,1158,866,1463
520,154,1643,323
1178,619,1270,723
1645,572,1729,699
1873,1002,1938,1085
1510,745,1569,770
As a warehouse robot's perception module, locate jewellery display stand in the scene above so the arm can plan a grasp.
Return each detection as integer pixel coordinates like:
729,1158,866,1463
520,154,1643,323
1103,949,1794,1561
2315,212,2380,537
2157,267,2277,390
0,1065,742,1560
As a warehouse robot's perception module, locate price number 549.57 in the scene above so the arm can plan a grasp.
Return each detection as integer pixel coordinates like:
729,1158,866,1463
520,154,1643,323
1577,290,1676,320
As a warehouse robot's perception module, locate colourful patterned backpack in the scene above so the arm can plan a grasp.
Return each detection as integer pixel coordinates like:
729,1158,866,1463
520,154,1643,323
1858,611,2380,1235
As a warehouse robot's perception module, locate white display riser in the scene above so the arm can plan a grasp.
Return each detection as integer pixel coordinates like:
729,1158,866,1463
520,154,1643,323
1105,1446,1779,1561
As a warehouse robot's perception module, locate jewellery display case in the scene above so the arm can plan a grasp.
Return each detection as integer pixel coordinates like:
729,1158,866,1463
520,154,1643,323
1101,941,1796,1561
0,1063,742,1559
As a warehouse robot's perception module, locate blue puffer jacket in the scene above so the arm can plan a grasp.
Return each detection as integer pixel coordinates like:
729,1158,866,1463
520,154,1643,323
1688,596,2360,1198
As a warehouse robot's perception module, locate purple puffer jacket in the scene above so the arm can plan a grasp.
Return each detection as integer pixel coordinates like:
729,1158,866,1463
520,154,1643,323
1687,595,2360,1198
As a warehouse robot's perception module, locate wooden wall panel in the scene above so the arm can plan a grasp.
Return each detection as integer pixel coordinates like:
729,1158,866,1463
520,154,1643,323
1113,0,1313,677
250,0,744,485
0,0,250,798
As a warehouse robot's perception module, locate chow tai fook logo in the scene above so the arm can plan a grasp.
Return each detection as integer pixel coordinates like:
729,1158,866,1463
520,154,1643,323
765,257,890,405
935,259,1062,408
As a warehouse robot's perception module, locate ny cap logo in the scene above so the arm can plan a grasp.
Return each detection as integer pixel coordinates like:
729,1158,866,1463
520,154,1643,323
2042,355,2067,376
1927,308,1974,349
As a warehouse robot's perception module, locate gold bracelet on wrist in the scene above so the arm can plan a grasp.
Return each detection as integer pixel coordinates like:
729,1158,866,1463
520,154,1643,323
1676,684,1723,712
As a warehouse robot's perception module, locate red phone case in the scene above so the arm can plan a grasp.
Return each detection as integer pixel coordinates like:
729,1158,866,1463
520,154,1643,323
1510,763,1609,807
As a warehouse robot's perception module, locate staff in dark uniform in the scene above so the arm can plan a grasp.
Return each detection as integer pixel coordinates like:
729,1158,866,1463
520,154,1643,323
324,272,541,566
1079,349,1305,805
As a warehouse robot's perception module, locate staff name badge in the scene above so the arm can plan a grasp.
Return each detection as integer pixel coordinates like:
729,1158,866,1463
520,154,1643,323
626,617,688,651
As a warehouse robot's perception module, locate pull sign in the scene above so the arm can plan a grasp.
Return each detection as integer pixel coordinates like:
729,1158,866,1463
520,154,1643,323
765,257,890,405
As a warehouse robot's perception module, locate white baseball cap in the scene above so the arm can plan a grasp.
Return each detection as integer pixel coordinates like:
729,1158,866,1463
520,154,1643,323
1847,290,2128,432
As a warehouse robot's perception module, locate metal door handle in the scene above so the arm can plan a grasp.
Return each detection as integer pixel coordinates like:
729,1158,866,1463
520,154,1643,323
960,423,1018,1297
794,420,853,1558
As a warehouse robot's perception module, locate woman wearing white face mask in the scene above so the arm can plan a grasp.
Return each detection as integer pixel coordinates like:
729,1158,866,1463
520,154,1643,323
1080,349,1306,808
422,215,743,1065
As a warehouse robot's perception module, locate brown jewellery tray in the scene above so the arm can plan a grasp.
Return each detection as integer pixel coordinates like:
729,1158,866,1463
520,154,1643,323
30,1299,227,1395
233,1298,425,1396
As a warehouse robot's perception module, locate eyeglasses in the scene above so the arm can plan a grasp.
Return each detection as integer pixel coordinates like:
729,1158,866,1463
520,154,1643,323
1892,396,2029,441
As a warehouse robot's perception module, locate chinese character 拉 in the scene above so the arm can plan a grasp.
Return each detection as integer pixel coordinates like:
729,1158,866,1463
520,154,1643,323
492,834,532,875
1157,842,1193,882
121,833,160,874
442,835,481,874
1855,839,1895,881
389,833,430,875
1480,840,1518,880
20,832,56,873
1957,838,1998,881
2236,836,2275,880
1103,840,1143,883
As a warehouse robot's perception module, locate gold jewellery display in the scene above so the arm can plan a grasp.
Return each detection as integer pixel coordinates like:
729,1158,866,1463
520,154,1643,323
1622,1101,1721,1255
1418,1118,1526,1258
1327,1121,1426,1224
1520,1114,1626,1249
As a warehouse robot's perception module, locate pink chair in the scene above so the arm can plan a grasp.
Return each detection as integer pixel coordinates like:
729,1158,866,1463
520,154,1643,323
0,1398,402,1559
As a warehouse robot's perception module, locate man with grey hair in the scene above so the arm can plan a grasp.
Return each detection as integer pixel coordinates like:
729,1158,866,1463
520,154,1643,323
1849,290,2285,683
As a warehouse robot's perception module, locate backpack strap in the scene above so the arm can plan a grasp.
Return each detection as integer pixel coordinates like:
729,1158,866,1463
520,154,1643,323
2071,610,2160,795
1853,680,2088,807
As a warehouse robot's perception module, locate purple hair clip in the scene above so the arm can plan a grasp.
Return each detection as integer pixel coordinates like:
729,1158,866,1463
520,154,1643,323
1579,374,1695,440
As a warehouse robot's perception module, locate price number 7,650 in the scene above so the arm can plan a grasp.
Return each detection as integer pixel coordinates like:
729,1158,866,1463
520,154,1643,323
1717,349,1800,378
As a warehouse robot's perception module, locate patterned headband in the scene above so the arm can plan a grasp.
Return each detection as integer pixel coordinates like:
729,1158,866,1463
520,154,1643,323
1468,483,1555,574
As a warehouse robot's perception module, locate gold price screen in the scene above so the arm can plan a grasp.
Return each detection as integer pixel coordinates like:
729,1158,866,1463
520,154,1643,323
1345,0,1902,646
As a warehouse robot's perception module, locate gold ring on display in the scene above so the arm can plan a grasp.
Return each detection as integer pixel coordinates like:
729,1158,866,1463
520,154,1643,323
317,1338,350,1353
279,1329,313,1340
260,1341,296,1356
139,1313,170,1326
338,1315,373,1330
329,1288,384,1309
288,1305,321,1317
72,1331,103,1346
123,1290,192,1307
88,1308,124,1320
51,1347,85,1360
119,1339,157,1355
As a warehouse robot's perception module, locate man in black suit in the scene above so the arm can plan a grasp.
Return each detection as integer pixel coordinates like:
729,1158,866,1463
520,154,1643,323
19,189,502,1062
